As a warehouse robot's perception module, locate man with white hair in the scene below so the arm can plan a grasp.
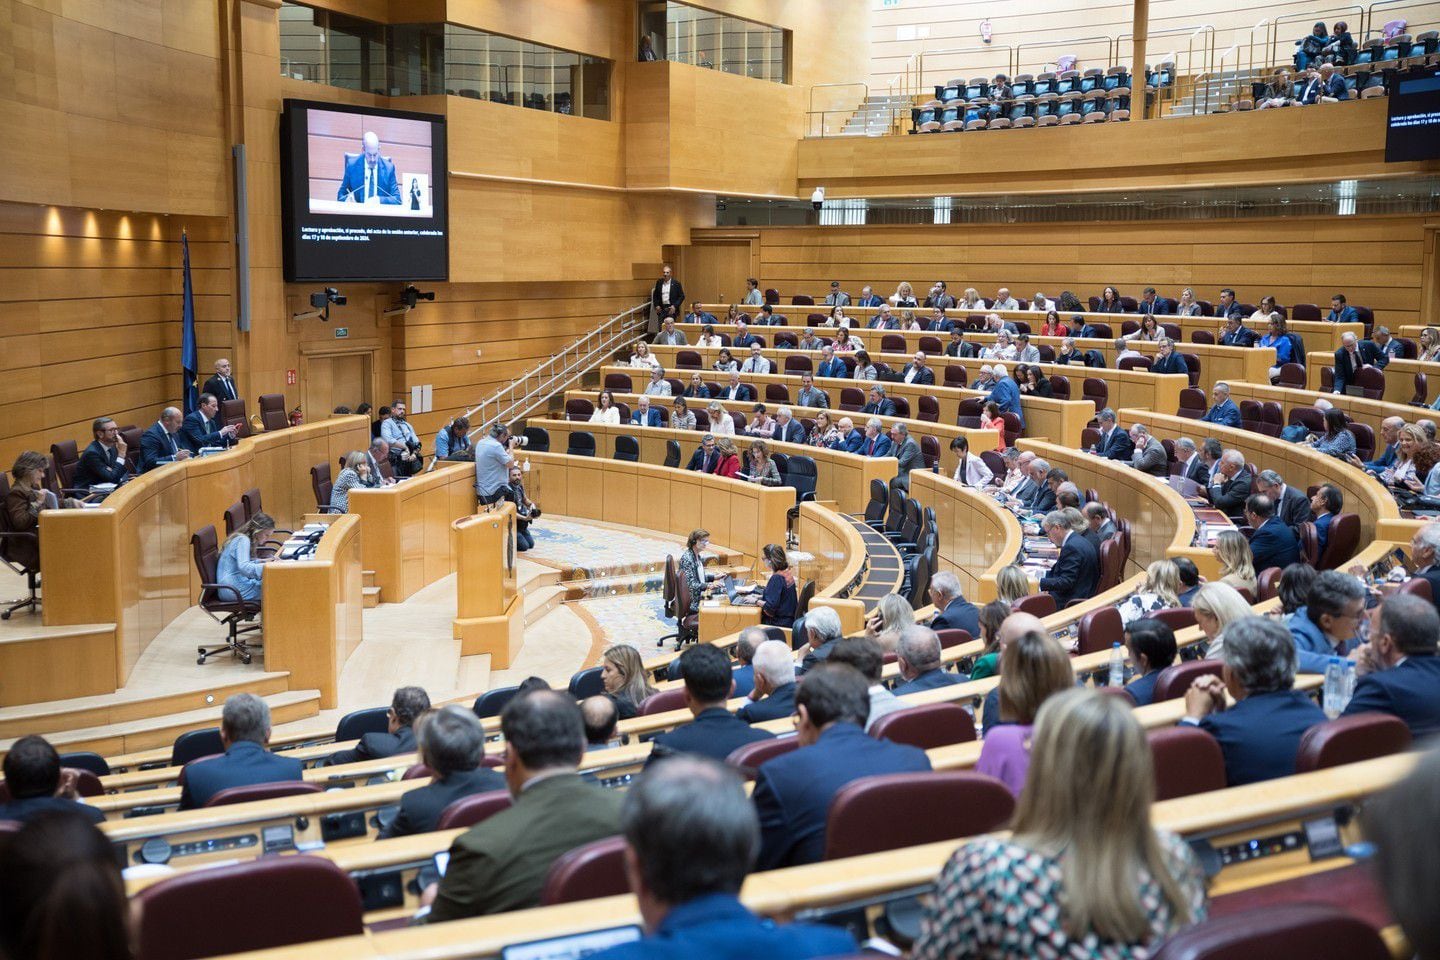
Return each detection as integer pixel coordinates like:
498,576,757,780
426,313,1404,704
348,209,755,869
1254,469,1313,531
986,362,1023,426
1208,449,1254,519
1175,437,1207,485
773,405,805,445
1333,330,1386,395
736,639,798,723
1201,382,1242,427
984,313,1018,335
889,423,924,487
1404,522,1440,613
868,303,897,331
631,394,663,427
928,570,980,635
1039,509,1099,608
798,606,845,674
1129,424,1168,477
894,625,962,695
1030,292,1051,313
860,416,892,458
1093,408,1134,461
972,364,996,389
816,343,846,380
1352,416,1406,474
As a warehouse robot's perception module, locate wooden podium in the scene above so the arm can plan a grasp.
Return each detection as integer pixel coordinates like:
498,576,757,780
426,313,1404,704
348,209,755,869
452,503,524,667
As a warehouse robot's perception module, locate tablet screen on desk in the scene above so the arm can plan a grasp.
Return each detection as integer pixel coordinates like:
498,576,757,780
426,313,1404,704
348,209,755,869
500,925,642,960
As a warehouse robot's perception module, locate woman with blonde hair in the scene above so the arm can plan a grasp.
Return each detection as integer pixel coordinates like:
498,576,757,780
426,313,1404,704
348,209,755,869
629,340,660,370
1214,529,1257,596
960,287,983,310
707,401,735,436
218,512,276,603
975,629,1075,795
865,592,915,640
891,281,918,308
601,645,656,719
329,450,371,513
1118,559,1181,625
917,689,1207,957
1175,287,1202,317
995,564,1030,605
1191,581,1254,661
1419,326,1440,363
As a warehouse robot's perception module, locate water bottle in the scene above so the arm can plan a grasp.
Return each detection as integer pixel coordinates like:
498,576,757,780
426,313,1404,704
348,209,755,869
523,457,531,473
1323,658,1345,718
1108,642,1125,687
1339,659,1357,713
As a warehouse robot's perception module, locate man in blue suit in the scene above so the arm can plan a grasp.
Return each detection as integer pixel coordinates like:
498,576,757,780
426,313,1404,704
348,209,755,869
772,407,806,446
1200,382,1243,427
179,694,304,809
182,393,238,452
815,346,847,380
1332,331,1388,394
648,645,772,767
893,626,963,695
1327,293,1360,324
336,132,400,204
0,735,106,824
732,320,761,349
927,570,980,636
827,417,865,454
140,407,193,472
1219,316,1257,347
736,640,797,723
716,374,753,403
752,664,931,868
986,363,1024,427
924,307,952,333
1213,288,1246,321
591,757,856,960
1243,494,1301,575
1039,510,1100,608
1351,416,1403,475
860,385,897,417
1344,594,1440,738
1093,408,1135,461
631,396,665,427
1182,617,1325,786
1149,337,1189,376
857,417,892,458
1023,460,1059,514
855,285,884,308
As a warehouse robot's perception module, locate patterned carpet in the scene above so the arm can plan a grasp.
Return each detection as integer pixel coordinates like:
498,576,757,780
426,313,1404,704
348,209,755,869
579,591,674,650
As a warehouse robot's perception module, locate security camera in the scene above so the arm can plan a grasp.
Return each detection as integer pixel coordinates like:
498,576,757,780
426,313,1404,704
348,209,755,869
810,186,825,211
400,285,436,309
298,287,346,322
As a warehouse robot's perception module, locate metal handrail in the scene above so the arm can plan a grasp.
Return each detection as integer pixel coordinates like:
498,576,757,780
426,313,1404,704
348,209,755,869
1191,43,1241,115
1014,35,1115,75
1364,0,1440,41
916,44,1017,90
461,302,649,439
1268,5,1365,70
807,81,869,137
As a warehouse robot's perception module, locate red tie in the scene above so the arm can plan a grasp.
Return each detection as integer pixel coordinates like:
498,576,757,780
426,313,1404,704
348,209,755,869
868,439,876,455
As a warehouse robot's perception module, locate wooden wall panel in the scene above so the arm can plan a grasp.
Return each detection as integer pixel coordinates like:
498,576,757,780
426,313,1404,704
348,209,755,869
681,215,1430,330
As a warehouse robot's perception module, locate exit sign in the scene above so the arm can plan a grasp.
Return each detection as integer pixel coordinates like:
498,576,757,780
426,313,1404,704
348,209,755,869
334,327,349,338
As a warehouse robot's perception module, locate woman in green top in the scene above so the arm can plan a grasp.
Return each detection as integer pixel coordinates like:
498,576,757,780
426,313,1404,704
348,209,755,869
968,599,1011,680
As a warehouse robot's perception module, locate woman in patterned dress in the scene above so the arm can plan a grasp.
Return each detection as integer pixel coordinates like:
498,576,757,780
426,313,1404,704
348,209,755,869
914,689,1208,959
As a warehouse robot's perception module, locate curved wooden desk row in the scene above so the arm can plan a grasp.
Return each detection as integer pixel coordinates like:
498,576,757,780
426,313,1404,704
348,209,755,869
1220,380,1431,449
691,309,1364,355
12,417,370,706
1305,351,1440,408
203,752,1415,960
347,462,479,605
662,322,1276,390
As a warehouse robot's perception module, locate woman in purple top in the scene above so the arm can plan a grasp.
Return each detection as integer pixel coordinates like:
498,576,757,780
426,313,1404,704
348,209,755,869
976,630,1075,794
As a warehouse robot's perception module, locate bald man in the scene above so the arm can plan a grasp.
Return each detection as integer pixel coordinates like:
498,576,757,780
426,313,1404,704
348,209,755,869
139,407,192,472
979,612,1050,734
337,131,399,204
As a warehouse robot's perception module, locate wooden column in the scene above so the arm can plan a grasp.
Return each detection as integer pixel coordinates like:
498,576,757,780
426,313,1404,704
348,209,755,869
1131,0,1150,119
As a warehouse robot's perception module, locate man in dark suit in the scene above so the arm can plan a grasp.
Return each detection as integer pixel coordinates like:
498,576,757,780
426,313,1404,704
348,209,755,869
1344,594,1440,738
928,570,980,635
900,351,936,386
773,407,806,446
0,735,106,824
630,396,665,426
182,393,239,452
1208,450,1254,519
754,304,787,327
380,705,506,838
1404,523,1440,615
1175,437,1210,486
732,319,760,348
1254,470,1313,533
1182,617,1326,785
178,694,305,809
1219,316,1257,347
651,264,684,322
202,357,239,403
1244,494,1302,574
867,305,898,330
828,417,865,454
1200,382,1243,428
1213,288,1245,321
815,347,847,380
797,607,845,675
686,434,720,473
752,664,932,868
648,645,773,766
337,133,399,203
320,686,429,767
858,418,892,458
893,626,963,695
1039,510,1100,608
1093,409,1135,461
590,756,857,960
889,423,925,488
736,639,798,723
421,691,623,921
1149,337,1188,376
72,417,131,490
140,407,193,472
795,374,829,409
1332,331,1387,394
1137,287,1168,315
861,385,896,417
986,364,1024,427
1022,460,1059,514
923,307,952,333
718,374,753,403
945,329,975,358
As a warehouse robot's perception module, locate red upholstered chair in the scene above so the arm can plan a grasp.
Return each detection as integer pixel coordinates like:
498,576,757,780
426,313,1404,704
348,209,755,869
1353,365,1385,400
1291,302,1321,321
943,365,967,387
639,687,688,716
725,736,801,780
204,781,321,808
219,399,251,438
1152,904,1389,960
934,628,972,649
1146,726,1227,800
881,334,906,352
1176,387,1206,418
1257,566,1283,601
1317,513,1360,570
565,398,594,421
1076,606,1124,655
1396,575,1433,603
1049,375,1070,398
1012,593,1056,618
48,439,81,492
674,350,702,369
1149,607,1197,634
0,768,104,803
823,772,1014,859
257,393,288,432
916,396,939,422
1295,714,1411,773
784,354,812,374
1117,355,1152,372
403,763,436,780
1151,660,1224,703
870,702,976,750
1083,378,1108,411
765,383,790,403
134,855,363,960
539,835,629,905
1096,537,1127,593
436,789,513,829
1190,329,1216,345
1276,363,1306,388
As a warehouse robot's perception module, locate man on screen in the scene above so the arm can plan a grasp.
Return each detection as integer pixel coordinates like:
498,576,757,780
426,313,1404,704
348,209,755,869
337,131,400,204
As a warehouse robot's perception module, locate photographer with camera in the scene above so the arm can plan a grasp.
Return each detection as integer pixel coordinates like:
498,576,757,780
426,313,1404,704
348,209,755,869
381,400,424,478
506,463,540,551
475,421,525,507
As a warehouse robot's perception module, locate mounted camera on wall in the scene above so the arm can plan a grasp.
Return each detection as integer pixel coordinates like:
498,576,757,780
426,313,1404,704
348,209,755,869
293,286,346,322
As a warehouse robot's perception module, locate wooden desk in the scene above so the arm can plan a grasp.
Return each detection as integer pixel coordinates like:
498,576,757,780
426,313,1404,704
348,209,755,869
1222,380,1424,447
907,471,1021,603
452,505,523,667
262,515,365,709
32,417,368,700
1305,351,1440,407
347,462,478,604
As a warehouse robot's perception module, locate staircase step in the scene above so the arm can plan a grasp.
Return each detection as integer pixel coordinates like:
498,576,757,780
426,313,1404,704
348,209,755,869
363,586,382,608
0,690,322,760
523,585,567,626
363,570,376,588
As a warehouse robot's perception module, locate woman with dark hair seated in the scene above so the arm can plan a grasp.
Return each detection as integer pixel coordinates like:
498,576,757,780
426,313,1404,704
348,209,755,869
1124,618,1178,706
756,543,797,628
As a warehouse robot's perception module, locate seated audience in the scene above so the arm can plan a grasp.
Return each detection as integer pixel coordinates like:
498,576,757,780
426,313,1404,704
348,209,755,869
1129,424,1168,476
816,345,847,379
807,411,841,448
796,605,844,675
1326,293,1360,324
582,696,620,750
753,664,932,868
381,705,505,838
602,645,657,720
928,570,981,635
1419,327,1440,363
1219,315,1257,347
1175,557,1202,606
1093,408,1135,460
1294,21,1329,69
630,340,661,369
772,406,804,445
696,324,723,349
1097,286,1124,313
829,634,904,731
435,416,472,459
5,452,57,571
1182,616,1326,785
708,403,736,437
1118,560,1182,626
1288,569,1364,673
182,393,238,452
1253,469,1313,532
421,691,622,921
729,629,763,697
976,629,1074,795
1125,314,1163,342
1038,309,1068,337
644,366,673,396
739,344,771,375
713,349,739,374
1125,618,1179,706
1243,494,1302,574
1174,287,1202,316
795,373,829,409
1083,502,1117,547
178,694,305,809
736,639,798,723
683,372,711,400
1257,67,1295,108
797,328,824,351
670,396,696,431
1277,563,1318,620
1039,510,1100,608
986,363,1024,425
72,416,130,490
1208,451,1253,520
893,625,962,694
656,316,689,345
916,689,1207,960
1332,331,1387,395
1200,382,1242,427
329,450,371,513
217,512,275,603
714,436,741,477
321,686,430,766
141,406,194,471
0,735,105,824
649,644,773,766
631,395,664,427
363,438,393,486
744,440,783,487
686,434,720,473
1308,407,1357,461
590,391,621,427
1343,594,1440,737
865,592,916,646
1191,581,1255,662
1214,528,1258,596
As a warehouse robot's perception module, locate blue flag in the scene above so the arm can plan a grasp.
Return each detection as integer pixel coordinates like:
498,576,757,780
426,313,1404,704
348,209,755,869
181,231,199,415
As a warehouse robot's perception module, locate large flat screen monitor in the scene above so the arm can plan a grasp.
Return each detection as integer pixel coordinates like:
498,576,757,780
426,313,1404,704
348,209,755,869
1385,75,1440,162
280,99,449,282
